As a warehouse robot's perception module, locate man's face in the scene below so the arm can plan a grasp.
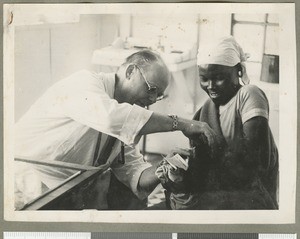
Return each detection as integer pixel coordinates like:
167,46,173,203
198,64,239,106
128,64,168,107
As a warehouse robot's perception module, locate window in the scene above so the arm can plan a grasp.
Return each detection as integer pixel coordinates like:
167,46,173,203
231,14,279,83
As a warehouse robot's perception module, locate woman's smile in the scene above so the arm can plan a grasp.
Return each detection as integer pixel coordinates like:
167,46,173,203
198,64,240,105
208,91,220,98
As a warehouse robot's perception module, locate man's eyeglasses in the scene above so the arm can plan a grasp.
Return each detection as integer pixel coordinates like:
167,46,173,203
135,65,164,101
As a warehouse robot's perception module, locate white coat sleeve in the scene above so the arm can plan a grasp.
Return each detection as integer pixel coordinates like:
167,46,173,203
110,145,152,200
60,71,153,146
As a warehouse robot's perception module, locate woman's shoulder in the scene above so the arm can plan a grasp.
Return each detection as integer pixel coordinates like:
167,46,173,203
238,84,267,101
239,84,263,94
237,84,269,117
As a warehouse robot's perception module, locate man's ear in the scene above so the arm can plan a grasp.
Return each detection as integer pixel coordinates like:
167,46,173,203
125,64,135,79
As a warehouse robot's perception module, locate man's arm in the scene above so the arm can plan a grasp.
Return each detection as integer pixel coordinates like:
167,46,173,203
138,164,160,193
137,113,219,193
138,112,217,150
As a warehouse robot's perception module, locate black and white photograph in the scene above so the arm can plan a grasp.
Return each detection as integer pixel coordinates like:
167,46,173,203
3,3,297,224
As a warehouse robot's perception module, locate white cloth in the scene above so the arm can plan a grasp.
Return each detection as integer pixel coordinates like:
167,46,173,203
15,70,152,204
197,36,250,84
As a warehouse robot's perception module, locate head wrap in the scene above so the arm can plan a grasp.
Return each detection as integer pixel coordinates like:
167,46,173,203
197,36,250,84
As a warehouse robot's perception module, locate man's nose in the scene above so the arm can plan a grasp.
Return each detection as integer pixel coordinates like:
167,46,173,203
149,94,157,104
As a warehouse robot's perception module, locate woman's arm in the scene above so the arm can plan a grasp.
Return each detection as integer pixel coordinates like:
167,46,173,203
241,116,269,179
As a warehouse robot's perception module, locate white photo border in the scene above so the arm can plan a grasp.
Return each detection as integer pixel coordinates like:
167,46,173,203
3,3,297,224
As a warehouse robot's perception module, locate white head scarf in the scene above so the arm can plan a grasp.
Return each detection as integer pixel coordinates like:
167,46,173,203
197,36,250,84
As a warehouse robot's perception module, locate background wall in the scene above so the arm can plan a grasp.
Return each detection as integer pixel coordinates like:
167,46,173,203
130,14,233,153
14,13,279,154
14,15,118,121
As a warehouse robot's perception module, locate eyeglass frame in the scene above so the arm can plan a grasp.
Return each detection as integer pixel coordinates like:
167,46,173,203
135,64,164,101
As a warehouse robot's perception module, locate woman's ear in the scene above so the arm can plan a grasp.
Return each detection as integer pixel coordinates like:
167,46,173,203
125,64,135,79
236,63,243,77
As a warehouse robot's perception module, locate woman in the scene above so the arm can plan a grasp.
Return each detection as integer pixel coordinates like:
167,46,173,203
159,36,278,210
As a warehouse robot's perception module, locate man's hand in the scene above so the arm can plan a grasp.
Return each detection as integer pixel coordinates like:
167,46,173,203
166,147,195,160
181,121,218,156
155,159,187,194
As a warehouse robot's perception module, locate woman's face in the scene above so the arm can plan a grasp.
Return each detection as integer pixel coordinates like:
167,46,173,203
198,64,239,105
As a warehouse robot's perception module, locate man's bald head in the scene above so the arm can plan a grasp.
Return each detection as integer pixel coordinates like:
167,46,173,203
115,50,170,106
123,50,170,92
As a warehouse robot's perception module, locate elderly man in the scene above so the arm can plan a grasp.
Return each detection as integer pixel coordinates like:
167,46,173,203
15,50,216,210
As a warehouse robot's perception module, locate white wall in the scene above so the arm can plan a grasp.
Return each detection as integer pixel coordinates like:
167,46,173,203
14,13,278,151
14,14,118,121
15,25,52,121
195,14,232,109
130,14,232,154
130,13,279,153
